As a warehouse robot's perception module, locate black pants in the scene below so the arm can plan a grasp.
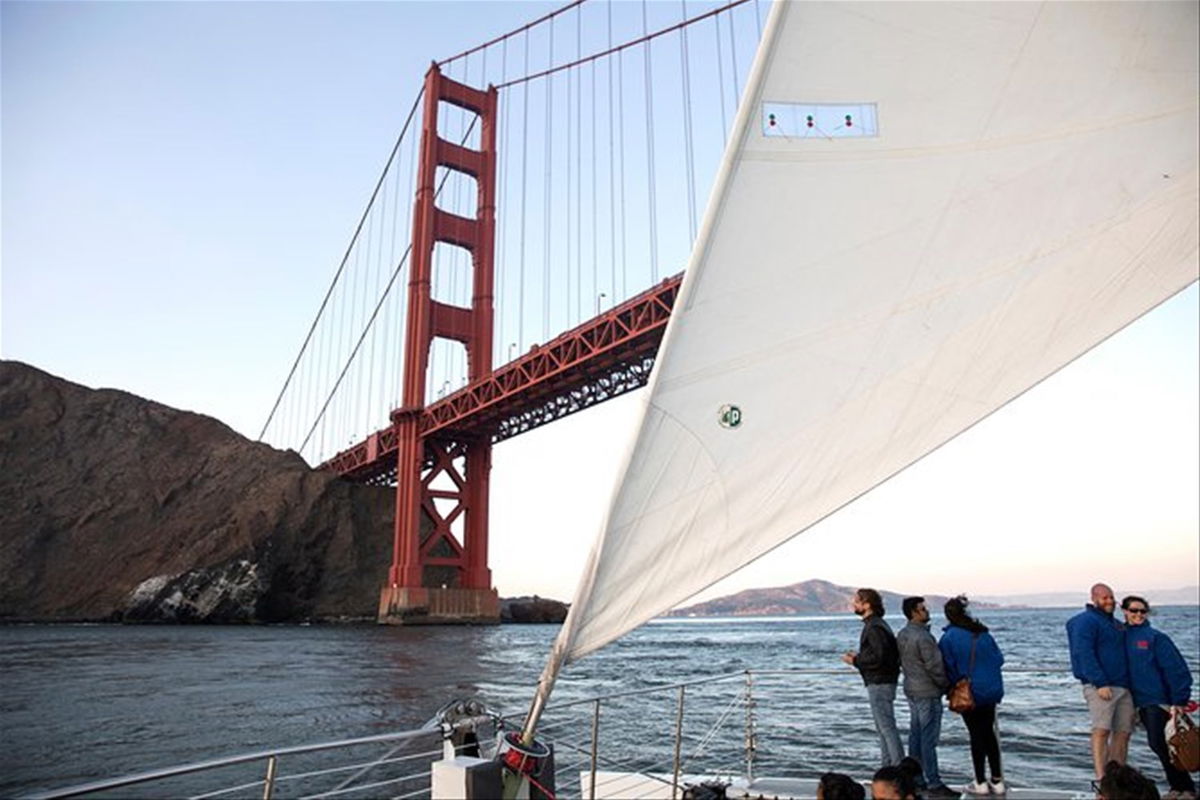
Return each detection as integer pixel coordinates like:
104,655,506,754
1139,705,1197,793
961,704,1002,782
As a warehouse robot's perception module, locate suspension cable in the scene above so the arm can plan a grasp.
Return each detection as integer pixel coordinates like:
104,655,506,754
258,88,425,441
301,115,482,453
437,0,588,68
495,0,751,90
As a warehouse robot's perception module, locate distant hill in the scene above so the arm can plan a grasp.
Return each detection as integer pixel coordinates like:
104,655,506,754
671,579,1200,617
669,579,987,617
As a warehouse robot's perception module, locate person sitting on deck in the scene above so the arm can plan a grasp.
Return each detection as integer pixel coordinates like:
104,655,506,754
1095,760,1162,800
871,760,921,800
817,772,867,800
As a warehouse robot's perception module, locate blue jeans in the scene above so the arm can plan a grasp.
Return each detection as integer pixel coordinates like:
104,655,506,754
907,695,944,788
867,683,904,766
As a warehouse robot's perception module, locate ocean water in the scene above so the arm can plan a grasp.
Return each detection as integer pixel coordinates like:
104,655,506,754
2,606,1197,797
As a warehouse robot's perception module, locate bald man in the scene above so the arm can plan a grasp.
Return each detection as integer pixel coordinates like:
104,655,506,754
1066,582,1133,779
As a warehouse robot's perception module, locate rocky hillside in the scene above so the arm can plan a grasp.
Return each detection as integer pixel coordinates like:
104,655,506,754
670,579,986,617
0,360,399,623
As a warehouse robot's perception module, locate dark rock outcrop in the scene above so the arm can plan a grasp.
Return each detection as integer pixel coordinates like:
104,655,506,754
0,360,395,623
500,595,568,623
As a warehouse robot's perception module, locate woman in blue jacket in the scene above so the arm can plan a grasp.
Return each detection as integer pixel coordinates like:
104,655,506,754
938,596,1005,796
1121,595,1195,797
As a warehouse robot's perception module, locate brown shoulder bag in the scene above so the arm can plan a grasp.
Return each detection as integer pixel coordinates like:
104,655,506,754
1167,708,1200,772
947,634,977,714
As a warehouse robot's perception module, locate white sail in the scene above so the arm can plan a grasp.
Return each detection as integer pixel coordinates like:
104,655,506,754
546,0,1199,668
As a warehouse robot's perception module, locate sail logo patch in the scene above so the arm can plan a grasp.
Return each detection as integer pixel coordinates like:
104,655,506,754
763,102,878,138
718,405,742,429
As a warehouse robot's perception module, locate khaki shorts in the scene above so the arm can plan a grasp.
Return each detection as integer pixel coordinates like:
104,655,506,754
1083,684,1135,732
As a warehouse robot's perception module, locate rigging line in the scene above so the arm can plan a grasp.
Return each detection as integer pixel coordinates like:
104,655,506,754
258,88,425,441
437,0,588,68
494,0,750,90
643,0,659,282
680,0,697,242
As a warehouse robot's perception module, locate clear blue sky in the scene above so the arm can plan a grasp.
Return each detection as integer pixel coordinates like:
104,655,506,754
3,1,1197,605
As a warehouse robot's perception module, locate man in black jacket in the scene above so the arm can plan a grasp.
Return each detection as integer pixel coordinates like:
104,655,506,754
842,588,903,767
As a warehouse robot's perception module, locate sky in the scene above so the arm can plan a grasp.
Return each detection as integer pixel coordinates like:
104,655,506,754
3,1,1198,609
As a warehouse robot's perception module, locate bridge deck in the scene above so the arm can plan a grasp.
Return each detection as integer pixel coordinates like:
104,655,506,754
321,273,682,483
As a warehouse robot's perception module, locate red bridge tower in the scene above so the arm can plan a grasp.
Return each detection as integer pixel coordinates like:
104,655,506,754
379,64,500,623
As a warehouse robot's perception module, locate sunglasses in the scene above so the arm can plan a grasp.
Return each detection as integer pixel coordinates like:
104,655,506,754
1125,607,1148,614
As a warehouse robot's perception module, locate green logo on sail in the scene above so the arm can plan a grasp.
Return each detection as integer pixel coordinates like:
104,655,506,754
718,405,742,429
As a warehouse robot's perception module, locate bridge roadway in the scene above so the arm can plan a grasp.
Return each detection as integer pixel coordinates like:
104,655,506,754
321,272,683,484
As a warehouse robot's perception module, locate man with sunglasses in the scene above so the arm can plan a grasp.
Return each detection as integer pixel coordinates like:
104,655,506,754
1067,582,1135,780
1122,595,1196,800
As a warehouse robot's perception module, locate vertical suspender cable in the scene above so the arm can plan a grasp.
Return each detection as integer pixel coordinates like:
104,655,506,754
543,20,555,343
679,0,697,242
606,0,617,305
519,32,530,355
642,0,659,282
565,24,574,332
590,59,597,315
575,7,583,323
714,13,728,146
617,46,628,299
366,174,387,430
258,90,424,446
497,38,509,366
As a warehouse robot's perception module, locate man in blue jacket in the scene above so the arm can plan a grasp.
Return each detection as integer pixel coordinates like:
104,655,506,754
1066,582,1133,780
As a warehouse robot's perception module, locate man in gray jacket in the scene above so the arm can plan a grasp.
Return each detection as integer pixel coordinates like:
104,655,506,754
897,596,954,798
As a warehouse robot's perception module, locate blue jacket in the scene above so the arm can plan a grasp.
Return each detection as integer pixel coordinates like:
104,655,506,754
1125,621,1193,708
938,625,1004,706
1066,605,1130,688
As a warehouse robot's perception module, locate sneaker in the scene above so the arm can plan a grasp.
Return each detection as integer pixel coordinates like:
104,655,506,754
965,781,990,796
927,786,961,799
989,779,1007,795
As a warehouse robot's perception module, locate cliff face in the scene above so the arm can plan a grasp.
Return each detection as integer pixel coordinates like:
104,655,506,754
0,361,395,622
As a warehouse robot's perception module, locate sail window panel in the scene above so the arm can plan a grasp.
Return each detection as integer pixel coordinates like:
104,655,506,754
762,103,878,138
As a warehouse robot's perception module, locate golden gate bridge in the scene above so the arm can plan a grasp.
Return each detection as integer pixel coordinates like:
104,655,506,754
258,0,766,623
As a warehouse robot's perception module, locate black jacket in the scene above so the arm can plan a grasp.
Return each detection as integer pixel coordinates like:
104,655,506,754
855,615,901,685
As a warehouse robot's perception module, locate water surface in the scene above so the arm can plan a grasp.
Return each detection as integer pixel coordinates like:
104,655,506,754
3,606,1196,796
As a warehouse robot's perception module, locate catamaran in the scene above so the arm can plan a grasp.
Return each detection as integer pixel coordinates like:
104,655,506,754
25,0,1198,798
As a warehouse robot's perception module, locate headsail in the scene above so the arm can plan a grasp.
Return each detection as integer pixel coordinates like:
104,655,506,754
531,0,1199,714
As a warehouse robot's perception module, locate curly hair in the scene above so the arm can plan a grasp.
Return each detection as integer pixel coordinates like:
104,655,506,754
944,594,988,634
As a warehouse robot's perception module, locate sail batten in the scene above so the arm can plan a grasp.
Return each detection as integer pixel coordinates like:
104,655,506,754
535,0,1198,679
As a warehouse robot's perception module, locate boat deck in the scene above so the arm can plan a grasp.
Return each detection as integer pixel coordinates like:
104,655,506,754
583,771,1090,799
